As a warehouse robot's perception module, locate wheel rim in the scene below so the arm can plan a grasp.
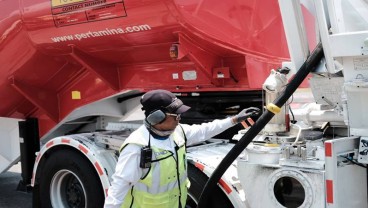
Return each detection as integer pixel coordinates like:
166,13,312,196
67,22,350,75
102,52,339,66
50,169,87,208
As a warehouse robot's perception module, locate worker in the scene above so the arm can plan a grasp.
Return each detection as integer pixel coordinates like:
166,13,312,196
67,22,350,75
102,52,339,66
104,89,259,208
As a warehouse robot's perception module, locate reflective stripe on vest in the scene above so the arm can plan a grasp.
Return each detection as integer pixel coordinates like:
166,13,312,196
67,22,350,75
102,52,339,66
120,126,188,208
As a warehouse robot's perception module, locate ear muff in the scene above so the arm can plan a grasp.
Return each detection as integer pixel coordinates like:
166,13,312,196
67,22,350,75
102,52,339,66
146,109,166,125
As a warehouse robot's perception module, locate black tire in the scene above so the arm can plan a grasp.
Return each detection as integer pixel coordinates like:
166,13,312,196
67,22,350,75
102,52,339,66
186,164,234,208
37,148,104,208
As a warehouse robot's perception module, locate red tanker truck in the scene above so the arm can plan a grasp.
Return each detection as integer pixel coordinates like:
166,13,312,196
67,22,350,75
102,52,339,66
1,0,289,207
7,0,365,208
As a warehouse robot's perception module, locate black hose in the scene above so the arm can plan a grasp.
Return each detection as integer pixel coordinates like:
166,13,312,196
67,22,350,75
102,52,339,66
197,43,324,208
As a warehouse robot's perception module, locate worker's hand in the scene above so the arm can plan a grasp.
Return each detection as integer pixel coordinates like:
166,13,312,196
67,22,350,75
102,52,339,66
232,107,260,124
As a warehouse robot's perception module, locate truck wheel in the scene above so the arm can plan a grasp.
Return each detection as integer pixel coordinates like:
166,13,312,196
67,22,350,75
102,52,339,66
38,149,104,208
186,164,234,208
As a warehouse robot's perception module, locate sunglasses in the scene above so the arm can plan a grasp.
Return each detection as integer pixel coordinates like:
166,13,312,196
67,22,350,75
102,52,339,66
166,113,181,121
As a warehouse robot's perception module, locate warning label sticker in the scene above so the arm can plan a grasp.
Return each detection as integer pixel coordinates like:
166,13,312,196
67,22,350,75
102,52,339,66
353,57,368,70
51,0,127,27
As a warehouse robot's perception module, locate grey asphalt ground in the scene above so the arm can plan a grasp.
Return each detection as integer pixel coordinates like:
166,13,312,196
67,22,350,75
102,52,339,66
0,163,32,208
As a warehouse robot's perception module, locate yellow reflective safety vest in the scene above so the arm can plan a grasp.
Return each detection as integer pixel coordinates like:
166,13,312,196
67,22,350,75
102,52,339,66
120,126,189,208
